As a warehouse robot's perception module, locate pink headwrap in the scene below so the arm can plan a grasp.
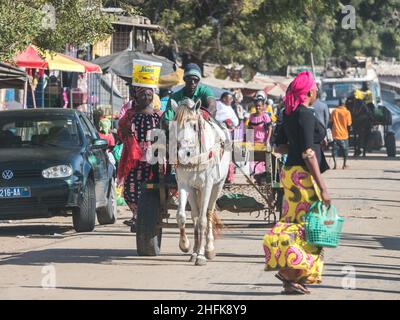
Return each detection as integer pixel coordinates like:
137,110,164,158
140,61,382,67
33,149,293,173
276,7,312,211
283,71,317,115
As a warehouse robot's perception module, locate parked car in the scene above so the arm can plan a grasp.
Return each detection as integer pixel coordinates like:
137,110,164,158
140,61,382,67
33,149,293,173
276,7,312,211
0,109,116,232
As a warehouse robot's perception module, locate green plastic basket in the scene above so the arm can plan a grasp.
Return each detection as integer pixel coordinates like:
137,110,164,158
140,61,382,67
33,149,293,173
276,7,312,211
305,202,344,248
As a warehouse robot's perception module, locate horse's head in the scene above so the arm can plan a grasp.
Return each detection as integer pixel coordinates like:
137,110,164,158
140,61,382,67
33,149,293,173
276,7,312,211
173,98,202,128
173,98,203,165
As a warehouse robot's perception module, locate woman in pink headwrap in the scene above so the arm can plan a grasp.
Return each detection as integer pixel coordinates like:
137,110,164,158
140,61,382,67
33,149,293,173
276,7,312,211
263,71,331,295
117,86,160,231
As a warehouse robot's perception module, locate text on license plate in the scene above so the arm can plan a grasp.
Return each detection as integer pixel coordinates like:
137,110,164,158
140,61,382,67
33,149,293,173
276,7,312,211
0,187,31,198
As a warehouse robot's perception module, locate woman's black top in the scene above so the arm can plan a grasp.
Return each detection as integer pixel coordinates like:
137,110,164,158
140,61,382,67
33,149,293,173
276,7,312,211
276,104,329,173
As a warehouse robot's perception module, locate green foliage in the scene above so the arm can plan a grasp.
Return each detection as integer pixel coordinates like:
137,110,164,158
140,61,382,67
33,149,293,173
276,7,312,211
0,1,43,61
139,0,400,71
139,0,340,72
3,0,400,72
0,0,113,61
333,0,400,60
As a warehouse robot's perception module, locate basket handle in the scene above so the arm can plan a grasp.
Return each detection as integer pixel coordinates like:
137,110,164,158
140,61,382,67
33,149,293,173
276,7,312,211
325,204,339,220
309,201,325,215
309,201,334,217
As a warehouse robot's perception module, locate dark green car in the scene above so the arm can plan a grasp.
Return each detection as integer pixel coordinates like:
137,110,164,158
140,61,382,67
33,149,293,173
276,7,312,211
0,109,116,232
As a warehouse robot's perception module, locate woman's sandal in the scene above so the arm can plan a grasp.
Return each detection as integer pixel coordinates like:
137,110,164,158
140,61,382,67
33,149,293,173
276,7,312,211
281,284,305,295
275,273,311,295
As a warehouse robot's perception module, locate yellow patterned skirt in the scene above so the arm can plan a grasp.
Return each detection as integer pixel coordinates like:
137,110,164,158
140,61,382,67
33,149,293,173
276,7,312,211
263,165,324,284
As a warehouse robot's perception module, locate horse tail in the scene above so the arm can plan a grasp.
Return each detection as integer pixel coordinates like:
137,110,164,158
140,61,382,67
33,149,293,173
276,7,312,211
208,210,224,238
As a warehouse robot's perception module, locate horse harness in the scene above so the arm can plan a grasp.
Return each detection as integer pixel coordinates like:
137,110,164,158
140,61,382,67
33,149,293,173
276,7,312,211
176,114,227,172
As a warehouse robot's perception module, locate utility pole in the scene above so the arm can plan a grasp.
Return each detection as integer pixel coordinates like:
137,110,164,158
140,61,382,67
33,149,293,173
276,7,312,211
311,52,316,77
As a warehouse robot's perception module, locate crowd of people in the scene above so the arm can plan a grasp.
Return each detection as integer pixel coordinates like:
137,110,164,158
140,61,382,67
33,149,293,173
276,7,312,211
92,63,354,295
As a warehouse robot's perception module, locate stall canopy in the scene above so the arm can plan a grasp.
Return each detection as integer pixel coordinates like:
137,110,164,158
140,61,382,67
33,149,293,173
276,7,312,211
0,62,27,89
92,49,176,82
264,82,288,97
14,45,102,73
159,68,184,88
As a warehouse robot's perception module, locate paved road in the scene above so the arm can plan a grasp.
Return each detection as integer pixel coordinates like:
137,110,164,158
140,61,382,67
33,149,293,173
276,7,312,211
0,154,399,300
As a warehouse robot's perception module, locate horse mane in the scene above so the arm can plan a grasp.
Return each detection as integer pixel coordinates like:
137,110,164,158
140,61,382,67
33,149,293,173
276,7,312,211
174,102,201,128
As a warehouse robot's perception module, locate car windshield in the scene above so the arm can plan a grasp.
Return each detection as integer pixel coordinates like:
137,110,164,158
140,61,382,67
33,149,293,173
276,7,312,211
0,115,81,148
321,81,371,102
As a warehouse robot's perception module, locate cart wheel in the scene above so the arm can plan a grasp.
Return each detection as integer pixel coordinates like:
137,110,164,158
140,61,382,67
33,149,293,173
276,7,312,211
136,189,162,256
385,132,396,157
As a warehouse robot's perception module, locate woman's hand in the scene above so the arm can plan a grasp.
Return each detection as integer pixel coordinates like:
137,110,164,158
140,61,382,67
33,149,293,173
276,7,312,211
320,188,331,207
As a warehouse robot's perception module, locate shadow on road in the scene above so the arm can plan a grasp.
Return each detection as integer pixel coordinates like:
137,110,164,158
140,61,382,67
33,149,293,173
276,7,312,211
0,247,269,266
0,248,138,266
340,233,400,251
0,225,73,238
332,197,400,203
212,281,400,295
21,284,284,297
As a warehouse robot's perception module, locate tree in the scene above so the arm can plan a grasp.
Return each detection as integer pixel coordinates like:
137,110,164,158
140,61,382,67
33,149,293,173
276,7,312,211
0,1,43,60
0,0,114,61
333,0,400,60
134,0,340,72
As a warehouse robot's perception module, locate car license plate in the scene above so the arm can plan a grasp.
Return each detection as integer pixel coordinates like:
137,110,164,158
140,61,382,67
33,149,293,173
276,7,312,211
0,187,31,199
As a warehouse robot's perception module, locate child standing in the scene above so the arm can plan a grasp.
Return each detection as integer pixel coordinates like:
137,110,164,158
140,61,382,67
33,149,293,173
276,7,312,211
248,98,272,182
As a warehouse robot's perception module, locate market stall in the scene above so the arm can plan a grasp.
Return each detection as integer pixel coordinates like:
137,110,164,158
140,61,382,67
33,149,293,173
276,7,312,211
13,45,102,110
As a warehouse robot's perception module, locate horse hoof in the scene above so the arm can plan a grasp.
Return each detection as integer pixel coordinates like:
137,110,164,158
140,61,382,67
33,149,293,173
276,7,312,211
189,253,197,263
205,250,216,260
195,256,207,266
179,241,191,253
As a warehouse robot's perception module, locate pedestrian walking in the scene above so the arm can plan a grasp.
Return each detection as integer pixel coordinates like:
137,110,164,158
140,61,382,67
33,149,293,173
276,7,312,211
331,100,352,169
117,86,160,231
312,94,330,129
263,71,331,295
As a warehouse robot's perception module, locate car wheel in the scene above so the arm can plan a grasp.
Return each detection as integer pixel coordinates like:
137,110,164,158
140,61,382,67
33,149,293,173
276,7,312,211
73,178,96,232
136,189,162,256
96,178,117,225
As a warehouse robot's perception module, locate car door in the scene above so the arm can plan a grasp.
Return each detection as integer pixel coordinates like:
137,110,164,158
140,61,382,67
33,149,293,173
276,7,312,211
79,115,109,207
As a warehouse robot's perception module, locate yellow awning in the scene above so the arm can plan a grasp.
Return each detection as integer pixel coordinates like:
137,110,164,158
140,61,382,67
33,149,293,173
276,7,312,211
45,51,85,73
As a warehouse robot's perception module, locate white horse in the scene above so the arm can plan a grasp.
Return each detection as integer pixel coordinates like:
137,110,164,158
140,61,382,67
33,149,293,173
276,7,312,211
171,98,231,266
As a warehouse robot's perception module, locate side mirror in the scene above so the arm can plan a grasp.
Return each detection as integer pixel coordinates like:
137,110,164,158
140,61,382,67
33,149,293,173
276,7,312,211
92,139,108,150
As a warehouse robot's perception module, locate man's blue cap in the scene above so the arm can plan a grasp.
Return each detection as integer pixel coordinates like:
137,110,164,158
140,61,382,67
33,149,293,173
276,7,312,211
184,63,202,79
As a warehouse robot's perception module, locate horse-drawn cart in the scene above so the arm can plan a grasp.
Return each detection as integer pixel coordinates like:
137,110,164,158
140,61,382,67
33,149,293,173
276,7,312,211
135,141,284,256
